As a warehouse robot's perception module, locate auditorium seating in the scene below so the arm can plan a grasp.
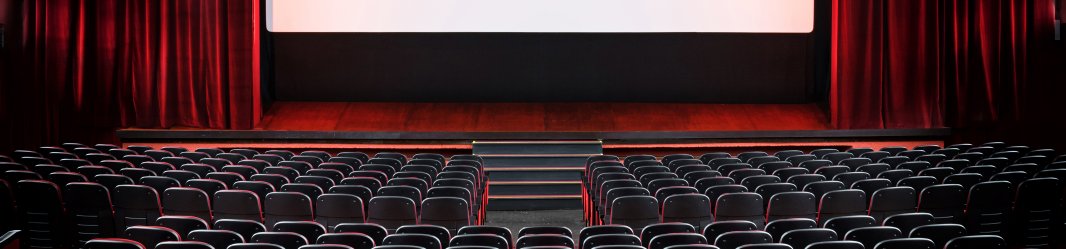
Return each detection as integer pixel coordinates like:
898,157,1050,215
1,142,1063,249
582,143,1064,249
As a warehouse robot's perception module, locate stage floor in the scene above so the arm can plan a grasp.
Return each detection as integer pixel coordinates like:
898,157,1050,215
258,102,832,131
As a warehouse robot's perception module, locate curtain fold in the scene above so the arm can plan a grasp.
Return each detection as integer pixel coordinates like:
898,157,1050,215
831,0,1057,129
7,0,259,146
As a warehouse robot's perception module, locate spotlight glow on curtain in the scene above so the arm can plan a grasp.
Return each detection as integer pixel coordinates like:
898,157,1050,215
12,0,260,145
830,0,1057,129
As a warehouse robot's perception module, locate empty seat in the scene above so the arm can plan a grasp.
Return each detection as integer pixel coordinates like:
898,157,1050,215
189,229,247,249
273,221,328,244
46,172,86,188
282,183,326,202
915,184,965,223
157,215,210,237
141,176,182,194
230,243,287,249
763,218,816,242
816,190,866,225
842,226,902,249
871,238,934,249
813,166,849,180
421,197,470,232
187,179,229,196
942,173,981,190
215,219,268,241
733,244,789,249
714,193,765,229
579,225,634,247
609,195,660,232
766,192,817,222
1010,177,1062,248
786,174,826,190
822,215,876,238
207,172,247,187
383,234,443,249
746,176,788,194
335,223,389,246
125,225,182,249
317,233,376,249
234,181,276,203
943,235,1007,249
164,170,202,183
797,160,832,172
316,193,365,230
831,172,869,189
702,221,758,243
908,224,966,249
213,190,264,222
648,233,707,249
867,187,916,223
581,234,641,249
251,231,309,249
156,241,215,249
83,238,147,249
805,241,864,249
779,228,836,249
450,234,509,249
896,176,936,193
881,213,932,235
113,184,164,229
264,192,315,229
855,164,891,177
712,231,772,249
162,187,213,221
63,182,116,245
95,173,135,190
802,181,845,201
367,196,418,231
662,194,713,229
641,223,696,247
515,234,575,249
342,177,383,193
181,163,218,177
694,177,735,193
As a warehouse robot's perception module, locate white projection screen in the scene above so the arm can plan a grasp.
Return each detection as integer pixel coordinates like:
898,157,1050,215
267,0,814,33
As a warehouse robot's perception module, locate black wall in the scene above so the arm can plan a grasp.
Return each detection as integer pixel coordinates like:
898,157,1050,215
270,32,816,103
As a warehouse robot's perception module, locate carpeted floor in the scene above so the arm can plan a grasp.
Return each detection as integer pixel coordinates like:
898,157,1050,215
485,210,585,239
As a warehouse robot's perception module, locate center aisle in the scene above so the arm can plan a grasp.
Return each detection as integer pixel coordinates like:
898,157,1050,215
485,210,586,240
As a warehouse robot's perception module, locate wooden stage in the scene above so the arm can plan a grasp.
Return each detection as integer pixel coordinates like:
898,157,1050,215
257,102,832,132
117,102,950,154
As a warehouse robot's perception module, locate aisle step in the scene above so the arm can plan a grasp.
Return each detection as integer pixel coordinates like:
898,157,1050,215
481,154,595,167
484,167,584,181
476,140,601,211
487,195,583,211
473,141,603,155
488,181,582,195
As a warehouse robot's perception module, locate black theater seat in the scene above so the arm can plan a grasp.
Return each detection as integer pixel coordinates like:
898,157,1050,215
189,229,247,249
113,184,164,229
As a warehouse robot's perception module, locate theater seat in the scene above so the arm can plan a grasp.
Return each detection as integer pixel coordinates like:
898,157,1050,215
113,184,164,229
83,238,147,249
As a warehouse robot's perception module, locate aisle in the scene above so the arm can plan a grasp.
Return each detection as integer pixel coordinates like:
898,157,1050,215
485,210,586,239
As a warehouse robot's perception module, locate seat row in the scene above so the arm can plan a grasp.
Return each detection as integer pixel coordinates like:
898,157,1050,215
0,144,492,249
582,143,1066,248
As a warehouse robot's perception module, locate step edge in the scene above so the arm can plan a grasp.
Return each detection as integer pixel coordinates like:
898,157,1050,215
484,167,585,171
488,195,582,199
473,140,602,145
478,154,602,158
489,180,582,185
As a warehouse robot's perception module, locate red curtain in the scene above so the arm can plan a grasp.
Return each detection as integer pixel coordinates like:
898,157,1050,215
3,0,260,148
830,0,1058,129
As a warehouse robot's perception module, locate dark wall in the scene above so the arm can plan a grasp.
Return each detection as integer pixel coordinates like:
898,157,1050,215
270,32,816,103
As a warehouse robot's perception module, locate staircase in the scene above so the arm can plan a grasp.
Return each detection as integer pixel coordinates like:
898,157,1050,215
474,141,602,210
